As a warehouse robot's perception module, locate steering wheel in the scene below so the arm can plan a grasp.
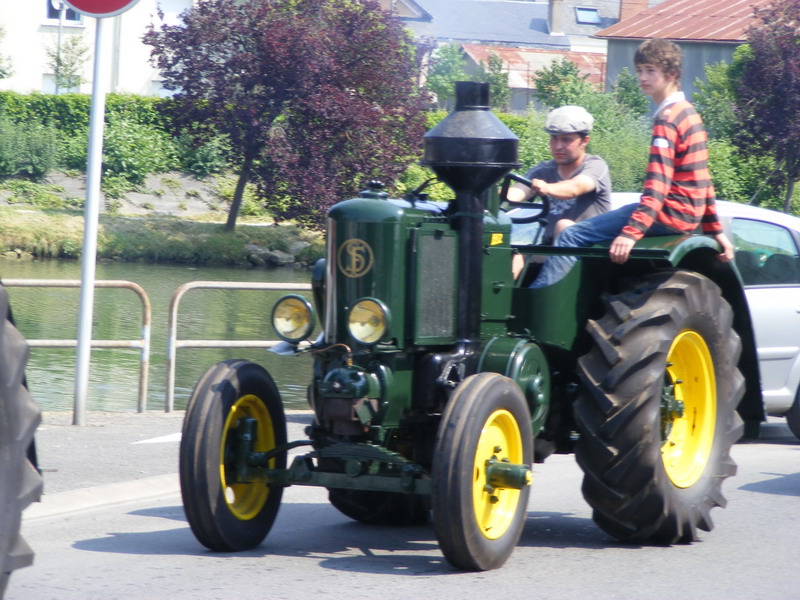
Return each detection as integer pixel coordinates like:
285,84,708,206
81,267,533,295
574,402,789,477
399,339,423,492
499,173,551,224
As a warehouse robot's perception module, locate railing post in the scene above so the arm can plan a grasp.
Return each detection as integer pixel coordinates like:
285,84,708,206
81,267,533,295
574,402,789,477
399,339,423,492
2,279,152,422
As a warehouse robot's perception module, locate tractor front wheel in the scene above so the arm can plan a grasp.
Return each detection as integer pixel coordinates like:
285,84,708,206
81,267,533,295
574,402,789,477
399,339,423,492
576,270,744,543
432,373,532,570
180,360,287,552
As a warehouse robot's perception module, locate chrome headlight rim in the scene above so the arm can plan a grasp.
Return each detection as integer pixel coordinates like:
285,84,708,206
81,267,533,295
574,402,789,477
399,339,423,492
347,297,390,346
271,294,316,343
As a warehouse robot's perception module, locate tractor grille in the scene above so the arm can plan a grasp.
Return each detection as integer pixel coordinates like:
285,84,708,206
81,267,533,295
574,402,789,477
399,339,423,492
415,233,456,342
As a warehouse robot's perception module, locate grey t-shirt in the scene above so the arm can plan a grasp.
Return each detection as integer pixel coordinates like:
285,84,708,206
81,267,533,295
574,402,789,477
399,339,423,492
524,154,611,243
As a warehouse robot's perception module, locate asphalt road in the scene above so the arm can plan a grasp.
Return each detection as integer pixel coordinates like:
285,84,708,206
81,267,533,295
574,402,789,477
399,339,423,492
6,412,798,600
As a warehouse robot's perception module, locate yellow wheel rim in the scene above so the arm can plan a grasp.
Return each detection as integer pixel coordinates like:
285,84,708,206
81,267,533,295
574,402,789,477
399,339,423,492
661,330,716,488
219,394,275,520
472,409,525,540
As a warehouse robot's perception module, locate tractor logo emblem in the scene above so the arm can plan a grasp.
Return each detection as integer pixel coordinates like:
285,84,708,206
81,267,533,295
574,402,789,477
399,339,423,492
338,238,374,278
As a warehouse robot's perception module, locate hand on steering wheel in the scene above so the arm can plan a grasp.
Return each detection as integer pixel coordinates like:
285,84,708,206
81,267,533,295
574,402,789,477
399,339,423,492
499,174,551,224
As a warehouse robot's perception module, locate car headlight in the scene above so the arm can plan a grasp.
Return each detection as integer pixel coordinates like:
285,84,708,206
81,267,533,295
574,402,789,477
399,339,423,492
272,295,315,343
347,298,389,345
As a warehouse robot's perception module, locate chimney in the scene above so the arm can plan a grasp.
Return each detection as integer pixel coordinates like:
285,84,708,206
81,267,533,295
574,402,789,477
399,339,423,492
620,0,648,21
548,0,564,36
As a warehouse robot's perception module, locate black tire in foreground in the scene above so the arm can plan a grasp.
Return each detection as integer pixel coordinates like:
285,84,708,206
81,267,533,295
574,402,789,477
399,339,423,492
180,359,287,552
432,373,532,570
576,270,744,544
328,489,429,525
0,285,42,597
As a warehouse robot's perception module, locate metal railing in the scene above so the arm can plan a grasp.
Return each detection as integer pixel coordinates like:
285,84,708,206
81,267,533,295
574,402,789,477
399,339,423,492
165,281,312,411
2,279,152,416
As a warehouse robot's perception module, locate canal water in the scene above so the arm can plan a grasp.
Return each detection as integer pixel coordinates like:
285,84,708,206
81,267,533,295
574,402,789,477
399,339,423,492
0,257,315,413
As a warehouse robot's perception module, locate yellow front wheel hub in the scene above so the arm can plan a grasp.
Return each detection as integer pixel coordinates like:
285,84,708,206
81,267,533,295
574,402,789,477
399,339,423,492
220,394,275,520
472,409,526,539
661,330,716,488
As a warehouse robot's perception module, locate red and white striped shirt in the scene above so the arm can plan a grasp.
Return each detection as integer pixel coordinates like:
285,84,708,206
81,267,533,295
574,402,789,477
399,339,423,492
622,92,722,241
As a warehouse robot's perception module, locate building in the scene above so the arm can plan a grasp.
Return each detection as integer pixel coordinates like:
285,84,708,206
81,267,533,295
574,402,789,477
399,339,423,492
0,1,194,96
380,0,669,110
596,0,771,96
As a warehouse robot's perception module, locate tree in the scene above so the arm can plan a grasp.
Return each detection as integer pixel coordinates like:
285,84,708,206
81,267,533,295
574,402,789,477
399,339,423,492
612,67,648,118
0,27,12,79
477,51,511,110
692,51,749,140
145,0,426,230
533,58,595,109
45,35,89,93
735,0,800,212
425,43,469,109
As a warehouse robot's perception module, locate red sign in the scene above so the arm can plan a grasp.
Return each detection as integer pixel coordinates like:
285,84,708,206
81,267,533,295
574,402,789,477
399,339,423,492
63,0,141,18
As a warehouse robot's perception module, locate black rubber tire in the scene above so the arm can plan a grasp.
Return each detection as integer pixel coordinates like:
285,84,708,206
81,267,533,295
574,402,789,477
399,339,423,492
786,389,800,441
180,359,287,552
0,285,42,596
328,489,429,525
432,373,532,570
576,270,744,544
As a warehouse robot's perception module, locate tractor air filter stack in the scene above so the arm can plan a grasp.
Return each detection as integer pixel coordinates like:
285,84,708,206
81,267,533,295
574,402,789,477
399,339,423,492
421,81,519,358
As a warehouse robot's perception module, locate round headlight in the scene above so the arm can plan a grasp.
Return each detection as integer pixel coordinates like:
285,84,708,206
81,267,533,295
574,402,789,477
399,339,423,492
272,295,315,343
347,298,388,345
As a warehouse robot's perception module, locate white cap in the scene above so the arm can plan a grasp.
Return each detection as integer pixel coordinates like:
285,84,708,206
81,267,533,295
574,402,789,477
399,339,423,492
544,105,594,134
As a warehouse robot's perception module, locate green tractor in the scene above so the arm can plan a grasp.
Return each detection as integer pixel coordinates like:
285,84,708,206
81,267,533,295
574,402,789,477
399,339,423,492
0,284,41,596
179,82,758,570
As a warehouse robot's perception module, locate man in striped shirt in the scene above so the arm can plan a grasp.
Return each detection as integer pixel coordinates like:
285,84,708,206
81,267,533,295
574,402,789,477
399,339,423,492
530,39,734,288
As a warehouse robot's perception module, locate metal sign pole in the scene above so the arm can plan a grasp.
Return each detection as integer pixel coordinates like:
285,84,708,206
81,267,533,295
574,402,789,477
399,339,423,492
73,17,109,425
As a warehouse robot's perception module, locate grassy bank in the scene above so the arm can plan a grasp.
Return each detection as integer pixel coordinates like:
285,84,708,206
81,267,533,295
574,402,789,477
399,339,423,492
0,205,325,267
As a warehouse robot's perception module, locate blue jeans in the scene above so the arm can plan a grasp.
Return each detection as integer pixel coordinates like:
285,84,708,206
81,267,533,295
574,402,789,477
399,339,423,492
529,204,676,288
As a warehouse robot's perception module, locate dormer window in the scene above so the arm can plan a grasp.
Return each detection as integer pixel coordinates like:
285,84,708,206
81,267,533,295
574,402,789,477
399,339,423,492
575,7,601,25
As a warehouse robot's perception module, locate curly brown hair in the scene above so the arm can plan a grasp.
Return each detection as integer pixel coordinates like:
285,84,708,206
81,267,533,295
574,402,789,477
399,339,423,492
634,38,682,81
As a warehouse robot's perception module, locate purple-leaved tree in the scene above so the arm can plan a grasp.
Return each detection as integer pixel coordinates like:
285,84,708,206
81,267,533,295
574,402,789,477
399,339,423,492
145,0,426,230
736,0,800,212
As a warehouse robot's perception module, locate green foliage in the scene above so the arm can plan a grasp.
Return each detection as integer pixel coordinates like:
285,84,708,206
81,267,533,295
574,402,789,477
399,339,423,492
0,119,59,181
0,91,173,136
45,35,89,93
533,59,595,108
476,52,511,110
0,26,12,79
693,61,738,140
0,180,82,210
425,43,470,108
175,133,231,177
612,68,649,118
707,139,781,206
102,117,179,185
735,0,800,212
211,175,267,217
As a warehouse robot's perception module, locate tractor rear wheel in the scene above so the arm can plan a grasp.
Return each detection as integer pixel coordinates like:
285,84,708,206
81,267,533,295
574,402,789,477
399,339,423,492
180,360,286,552
576,270,743,543
432,373,532,570
328,489,429,525
0,285,41,596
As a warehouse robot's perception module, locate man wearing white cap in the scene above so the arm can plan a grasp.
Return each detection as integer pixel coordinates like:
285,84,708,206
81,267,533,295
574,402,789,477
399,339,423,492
508,105,611,276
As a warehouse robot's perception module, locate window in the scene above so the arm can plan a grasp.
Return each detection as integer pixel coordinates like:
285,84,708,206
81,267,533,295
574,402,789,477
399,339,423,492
574,7,601,25
732,218,800,285
47,1,81,22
